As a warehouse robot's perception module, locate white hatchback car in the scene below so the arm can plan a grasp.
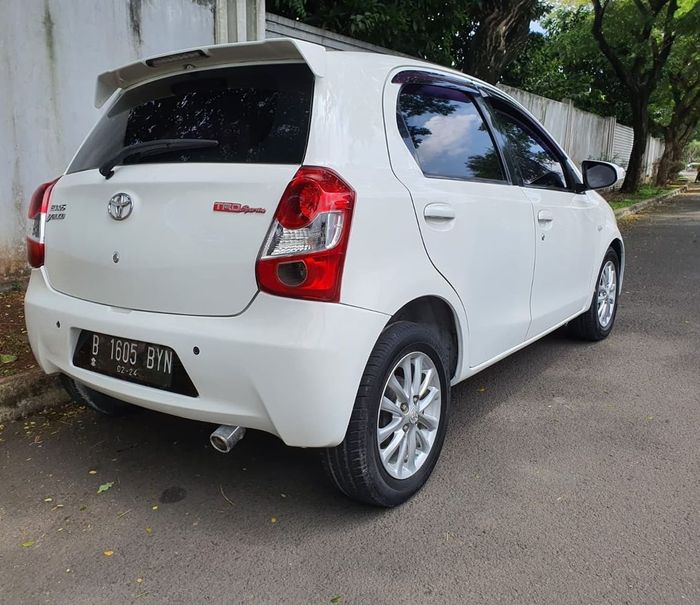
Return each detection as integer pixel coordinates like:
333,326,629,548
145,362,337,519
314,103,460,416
25,39,624,506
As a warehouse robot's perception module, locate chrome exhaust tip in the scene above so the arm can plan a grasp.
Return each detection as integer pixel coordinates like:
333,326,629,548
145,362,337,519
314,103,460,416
210,425,246,453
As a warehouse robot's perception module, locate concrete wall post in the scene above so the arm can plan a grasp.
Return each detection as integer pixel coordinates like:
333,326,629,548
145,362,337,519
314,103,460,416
215,0,265,43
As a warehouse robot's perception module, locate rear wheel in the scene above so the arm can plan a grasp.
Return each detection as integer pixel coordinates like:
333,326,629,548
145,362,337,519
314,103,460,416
60,375,133,416
322,322,450,507
569,247,620,341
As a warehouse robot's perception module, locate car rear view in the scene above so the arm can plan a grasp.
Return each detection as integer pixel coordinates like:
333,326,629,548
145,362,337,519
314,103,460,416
47,62,313,316
24,41,391,470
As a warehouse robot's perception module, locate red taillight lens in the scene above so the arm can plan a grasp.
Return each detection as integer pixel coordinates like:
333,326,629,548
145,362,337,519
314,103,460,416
256,167,355,303
27,178,59,268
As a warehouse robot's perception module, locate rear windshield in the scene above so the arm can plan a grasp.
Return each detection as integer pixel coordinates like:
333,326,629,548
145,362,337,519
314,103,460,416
68,63,314,173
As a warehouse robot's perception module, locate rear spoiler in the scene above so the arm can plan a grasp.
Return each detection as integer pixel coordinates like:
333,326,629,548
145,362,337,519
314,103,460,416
94,38,327,108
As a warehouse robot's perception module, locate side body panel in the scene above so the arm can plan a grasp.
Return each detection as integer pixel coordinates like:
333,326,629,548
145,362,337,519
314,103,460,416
381,69,536,368
524,187,599,337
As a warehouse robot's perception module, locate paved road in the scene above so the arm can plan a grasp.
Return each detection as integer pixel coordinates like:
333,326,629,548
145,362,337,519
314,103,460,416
1,195,699,605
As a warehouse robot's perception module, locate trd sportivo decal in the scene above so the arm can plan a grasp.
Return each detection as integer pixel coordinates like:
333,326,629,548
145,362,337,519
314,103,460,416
213,202,266,214
47,203,67,222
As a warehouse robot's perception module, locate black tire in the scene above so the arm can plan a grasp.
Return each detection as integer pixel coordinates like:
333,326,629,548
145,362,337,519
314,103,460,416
60,375,134,416
322,321,450,507
569,247,620,341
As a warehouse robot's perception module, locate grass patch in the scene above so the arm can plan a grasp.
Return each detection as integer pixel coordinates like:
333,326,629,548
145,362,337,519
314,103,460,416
604,185,674,211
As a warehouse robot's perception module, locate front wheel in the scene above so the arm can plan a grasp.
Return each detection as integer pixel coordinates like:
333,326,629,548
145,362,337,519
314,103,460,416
322,322,450,507
569,247,620,341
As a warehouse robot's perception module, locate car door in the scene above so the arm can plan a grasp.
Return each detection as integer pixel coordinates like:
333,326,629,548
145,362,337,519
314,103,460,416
485,96,598,338
385,75,536,367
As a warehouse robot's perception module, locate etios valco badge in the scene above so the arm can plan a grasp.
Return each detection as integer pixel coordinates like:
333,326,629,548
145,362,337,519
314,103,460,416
108,193,133,221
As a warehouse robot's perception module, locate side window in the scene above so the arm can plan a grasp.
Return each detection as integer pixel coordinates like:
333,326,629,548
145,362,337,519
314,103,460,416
397,84,504,182
490,105,568,190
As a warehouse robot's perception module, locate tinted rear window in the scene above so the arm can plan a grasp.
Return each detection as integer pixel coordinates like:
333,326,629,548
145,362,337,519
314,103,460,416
69,63,314,173
397,84,504,182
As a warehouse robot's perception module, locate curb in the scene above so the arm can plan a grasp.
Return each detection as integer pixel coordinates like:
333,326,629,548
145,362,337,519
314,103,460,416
614,185,688,220
0,370,71,423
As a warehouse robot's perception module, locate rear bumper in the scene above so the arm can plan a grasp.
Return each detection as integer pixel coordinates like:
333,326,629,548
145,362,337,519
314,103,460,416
25,270,389,447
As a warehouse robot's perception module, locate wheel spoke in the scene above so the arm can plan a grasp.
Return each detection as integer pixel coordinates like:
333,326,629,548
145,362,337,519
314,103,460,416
381,431,404,464
401,356,414,399
396,432,409,476
415,427,429,450
412,354,423,398
377,416,404,443
418,386,439,413
406,426,417,472
381,396,402,416
418,412,438,431
418,369,434,398
387,374,408,403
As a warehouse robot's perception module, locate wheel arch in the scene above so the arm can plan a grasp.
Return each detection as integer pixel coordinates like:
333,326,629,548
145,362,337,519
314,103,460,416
610,237,625,289
385,295,462,381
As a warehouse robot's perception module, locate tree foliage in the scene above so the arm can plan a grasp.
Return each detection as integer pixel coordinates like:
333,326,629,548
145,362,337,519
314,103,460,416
268,0,546,83
501,7,633,124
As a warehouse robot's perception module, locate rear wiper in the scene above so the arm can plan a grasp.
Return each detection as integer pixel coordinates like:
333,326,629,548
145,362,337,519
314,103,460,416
99,139,219,179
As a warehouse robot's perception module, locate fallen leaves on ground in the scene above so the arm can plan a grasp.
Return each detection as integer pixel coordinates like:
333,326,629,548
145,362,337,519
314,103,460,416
103,550,114,557
97,481,114,494
0,353,17,364
21,540,35,548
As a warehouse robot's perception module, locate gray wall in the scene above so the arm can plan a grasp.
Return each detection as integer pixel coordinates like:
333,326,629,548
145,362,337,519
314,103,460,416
0,0,216,278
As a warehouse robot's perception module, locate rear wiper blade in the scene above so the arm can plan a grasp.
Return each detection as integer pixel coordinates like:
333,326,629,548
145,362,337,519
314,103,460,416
99,138,219,179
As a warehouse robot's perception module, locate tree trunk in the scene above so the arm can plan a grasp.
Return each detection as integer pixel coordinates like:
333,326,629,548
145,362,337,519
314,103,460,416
621,102,649,193
461,0,536,84
655,132,680,186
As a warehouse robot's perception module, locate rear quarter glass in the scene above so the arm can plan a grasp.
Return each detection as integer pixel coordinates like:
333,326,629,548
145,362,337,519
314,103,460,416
68,63,314,173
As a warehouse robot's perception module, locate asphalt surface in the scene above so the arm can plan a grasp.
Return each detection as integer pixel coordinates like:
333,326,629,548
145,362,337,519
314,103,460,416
1,194,699,605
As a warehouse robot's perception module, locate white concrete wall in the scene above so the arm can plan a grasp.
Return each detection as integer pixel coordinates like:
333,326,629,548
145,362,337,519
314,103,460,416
0,0,216,278
500,85,663,177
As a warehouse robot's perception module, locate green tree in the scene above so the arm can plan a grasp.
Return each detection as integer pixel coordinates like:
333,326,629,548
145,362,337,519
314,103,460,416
653,15,700,184
590,0,690,192
268,0,546,83
501,7,633,125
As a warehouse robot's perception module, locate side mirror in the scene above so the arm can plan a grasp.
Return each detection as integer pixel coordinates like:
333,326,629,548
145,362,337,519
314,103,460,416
581,160,625,190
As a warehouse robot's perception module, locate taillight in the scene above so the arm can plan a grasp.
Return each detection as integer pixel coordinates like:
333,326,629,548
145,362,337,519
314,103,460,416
256,167,355,303
27,178,60,268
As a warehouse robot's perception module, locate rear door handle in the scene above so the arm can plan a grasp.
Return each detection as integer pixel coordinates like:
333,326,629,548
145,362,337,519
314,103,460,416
424,203,455,221
537,210,554,223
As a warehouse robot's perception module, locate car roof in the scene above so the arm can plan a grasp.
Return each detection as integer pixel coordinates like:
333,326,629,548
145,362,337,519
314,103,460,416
95,38,503,108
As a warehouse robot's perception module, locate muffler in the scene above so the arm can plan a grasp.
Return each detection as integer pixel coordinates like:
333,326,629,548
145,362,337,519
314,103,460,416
210,425,246,453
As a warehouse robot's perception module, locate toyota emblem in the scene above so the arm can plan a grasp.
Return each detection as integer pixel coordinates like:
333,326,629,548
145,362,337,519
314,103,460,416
108,193,133,221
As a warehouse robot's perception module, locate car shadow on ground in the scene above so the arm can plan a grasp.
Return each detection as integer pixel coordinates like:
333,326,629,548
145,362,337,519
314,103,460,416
20,325,588,527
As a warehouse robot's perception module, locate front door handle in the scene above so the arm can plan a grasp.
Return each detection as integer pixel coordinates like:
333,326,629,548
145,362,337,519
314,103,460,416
424,203,456,221
537,210,554,223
